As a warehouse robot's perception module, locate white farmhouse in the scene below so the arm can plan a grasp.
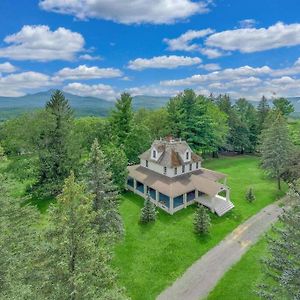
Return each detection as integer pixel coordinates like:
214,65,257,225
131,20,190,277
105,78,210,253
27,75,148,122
127,137,234,216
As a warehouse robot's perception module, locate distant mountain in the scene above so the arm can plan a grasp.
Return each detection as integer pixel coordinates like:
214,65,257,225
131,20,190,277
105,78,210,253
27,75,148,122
0,90,170,121
0,90,299,121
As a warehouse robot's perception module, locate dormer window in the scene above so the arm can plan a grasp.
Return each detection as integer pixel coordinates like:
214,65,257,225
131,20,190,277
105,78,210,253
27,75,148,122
189,164,192,171
196,162,199,169
186,152,189,160
174,167,177,175
182,165,185,173
163,167,167,175
146,160,148,168
153,149,157,159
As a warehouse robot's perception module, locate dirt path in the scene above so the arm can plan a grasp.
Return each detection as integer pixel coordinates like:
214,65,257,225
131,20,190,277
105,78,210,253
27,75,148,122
157,203,283,300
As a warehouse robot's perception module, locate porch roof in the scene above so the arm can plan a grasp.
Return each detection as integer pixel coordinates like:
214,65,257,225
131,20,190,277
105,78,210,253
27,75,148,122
128,165,227,198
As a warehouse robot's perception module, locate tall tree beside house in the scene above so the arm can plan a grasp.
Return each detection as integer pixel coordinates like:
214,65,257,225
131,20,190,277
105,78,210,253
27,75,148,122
102,143,128,192
86,139,124,239
167,95,184,137
36,90,77,195
194,205,211,235
257,95,270,132
140,194,157,224
273,97,294,117
110,92,134,146
259,111,294,190
33,172,127,300
257,182,300,299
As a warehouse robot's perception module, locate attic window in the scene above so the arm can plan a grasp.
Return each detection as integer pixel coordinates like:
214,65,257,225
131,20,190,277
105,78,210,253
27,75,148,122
186,152,189,160
146,160,148,168
196,162,199,169
153,150,157,159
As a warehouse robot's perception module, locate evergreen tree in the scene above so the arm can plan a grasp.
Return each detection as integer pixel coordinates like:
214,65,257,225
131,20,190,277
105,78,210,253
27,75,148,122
0,144,6,161
273,97,294,117
37,90,75,195
245,187,256,203
0,175,39,299
194,205,211,235
34,172,127,300
86,139,124,239
167,95,184,137
140,194,157,224
259,112,294,190
257,182,300,299
110,92,133,146
257,95,270,132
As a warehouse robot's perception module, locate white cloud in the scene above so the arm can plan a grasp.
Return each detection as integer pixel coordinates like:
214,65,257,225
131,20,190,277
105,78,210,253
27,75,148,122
0,71,56,97
238,19,257,28
39,0,211,24
128,55,202,70
198,63,220,71
55,65,123,80
199,47,225,58
0,25,85,61
126,85,179,97
206,22,300,53
164,29,214,51
63,82,119,100
79,54,101,61
0,62,17,73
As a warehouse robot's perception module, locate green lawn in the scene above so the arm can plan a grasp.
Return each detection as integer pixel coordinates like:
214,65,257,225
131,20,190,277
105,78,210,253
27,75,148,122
206,233,268,300
113,155,285,300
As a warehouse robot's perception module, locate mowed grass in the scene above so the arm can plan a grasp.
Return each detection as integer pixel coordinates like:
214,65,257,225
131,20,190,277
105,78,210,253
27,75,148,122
207,232,269,300
113,155,286,300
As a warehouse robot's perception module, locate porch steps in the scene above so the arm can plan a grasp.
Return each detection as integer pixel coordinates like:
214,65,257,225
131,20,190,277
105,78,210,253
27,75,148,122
215,199,234,216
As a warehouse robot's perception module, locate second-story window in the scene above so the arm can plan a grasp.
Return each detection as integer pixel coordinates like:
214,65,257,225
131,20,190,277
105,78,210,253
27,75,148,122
186,152,189,160
146,160,148,167
182,165,185,173
164,166,167,174
189,163,192,171
153,150,156,158
174,167,177,175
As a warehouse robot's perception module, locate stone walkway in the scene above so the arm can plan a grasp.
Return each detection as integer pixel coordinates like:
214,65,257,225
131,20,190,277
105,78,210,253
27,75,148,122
157,203,283,300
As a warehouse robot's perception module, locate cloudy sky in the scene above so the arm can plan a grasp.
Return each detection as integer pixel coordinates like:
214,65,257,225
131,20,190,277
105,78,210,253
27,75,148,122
0,0,300,100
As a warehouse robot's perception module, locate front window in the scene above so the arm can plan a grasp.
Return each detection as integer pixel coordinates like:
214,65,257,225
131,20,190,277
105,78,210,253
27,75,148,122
189,164,192,171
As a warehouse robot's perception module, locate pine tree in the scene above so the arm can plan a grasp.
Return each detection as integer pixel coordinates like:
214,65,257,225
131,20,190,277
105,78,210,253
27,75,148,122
86,139,124,239
0,175,39,299
259,112,294,190
257,95,270,132
0,144,6,161
33,172,127,300
245,187,256,203
110,92,133,146
37,90,75,195
257,182,300,299
140,194,157,224
194,205,211,235
273,97,294,117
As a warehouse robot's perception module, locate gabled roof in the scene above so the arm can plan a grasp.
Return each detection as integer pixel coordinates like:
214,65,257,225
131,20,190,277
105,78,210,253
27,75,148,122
139,138,202,168
128,165,227,198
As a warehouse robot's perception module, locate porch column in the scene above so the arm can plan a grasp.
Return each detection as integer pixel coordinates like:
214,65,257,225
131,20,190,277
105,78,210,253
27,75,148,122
183,193,187,208
133,179,137,192
170,197,174,215
155,190,159,205
226,188,230,202
144,184,147,198
195,190,199,199
224,177,227,185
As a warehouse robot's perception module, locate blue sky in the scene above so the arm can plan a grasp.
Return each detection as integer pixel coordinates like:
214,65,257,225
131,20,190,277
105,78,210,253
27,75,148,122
0,0,300,100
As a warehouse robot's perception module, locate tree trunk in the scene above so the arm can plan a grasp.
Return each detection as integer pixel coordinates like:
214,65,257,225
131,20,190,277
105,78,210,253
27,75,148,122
277,176,281,190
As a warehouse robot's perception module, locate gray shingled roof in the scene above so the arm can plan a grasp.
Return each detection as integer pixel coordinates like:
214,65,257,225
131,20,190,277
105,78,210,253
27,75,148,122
128,165,227,198
139,139,202,168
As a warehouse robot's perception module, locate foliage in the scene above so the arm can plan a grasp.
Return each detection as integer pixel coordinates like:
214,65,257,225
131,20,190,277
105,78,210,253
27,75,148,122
110,92,134,146
245,187,256,203
102,143,128,192
36,90,78,196
259,111,294,190
0,175,40,299
140,194,157,224
86,139,124,239
194,204,211,235
33,172,127,299
257,95,270,132
0,144,6,161
257,182,300,299
273,97,294,117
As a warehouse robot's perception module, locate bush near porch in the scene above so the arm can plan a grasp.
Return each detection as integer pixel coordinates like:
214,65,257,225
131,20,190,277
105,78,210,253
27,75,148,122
113,155,286,300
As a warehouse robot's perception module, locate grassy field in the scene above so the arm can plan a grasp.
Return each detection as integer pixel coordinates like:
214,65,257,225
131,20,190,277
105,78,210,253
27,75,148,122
113,155,286,300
